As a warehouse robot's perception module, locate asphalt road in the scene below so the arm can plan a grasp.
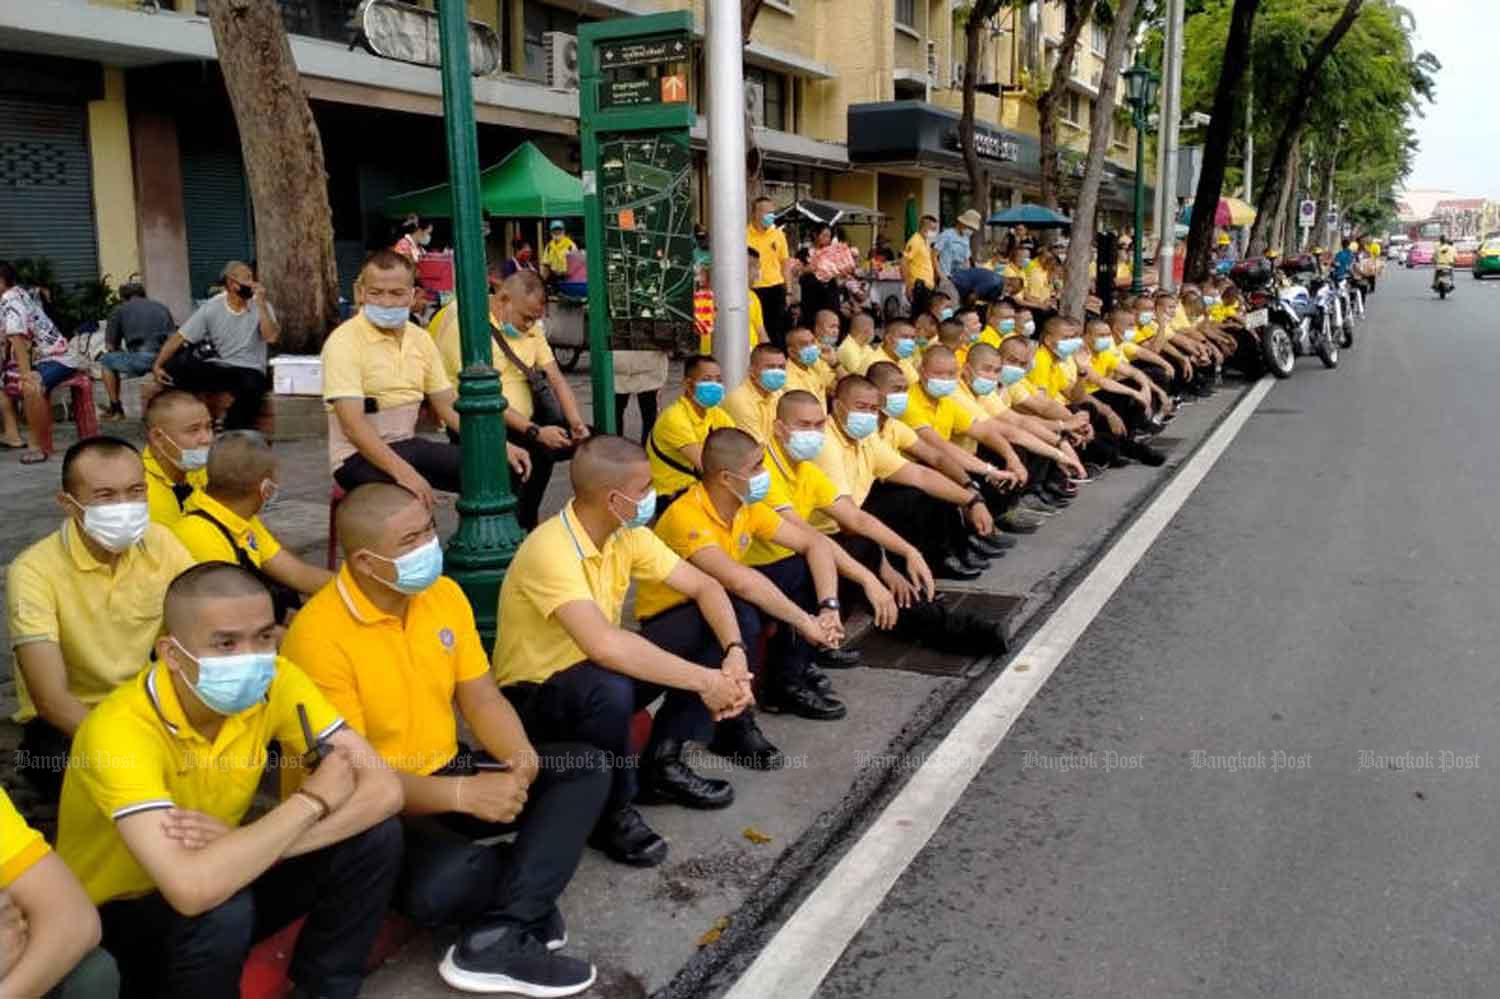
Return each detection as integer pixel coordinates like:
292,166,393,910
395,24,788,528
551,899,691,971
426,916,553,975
812,265,1500,999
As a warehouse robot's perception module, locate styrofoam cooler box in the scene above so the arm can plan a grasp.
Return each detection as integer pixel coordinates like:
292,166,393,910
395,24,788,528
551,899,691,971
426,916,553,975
270,355,323,396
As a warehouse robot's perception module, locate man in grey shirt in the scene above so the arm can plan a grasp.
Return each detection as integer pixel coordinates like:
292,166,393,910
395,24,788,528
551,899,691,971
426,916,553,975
101,281,175,419
152,260,279,430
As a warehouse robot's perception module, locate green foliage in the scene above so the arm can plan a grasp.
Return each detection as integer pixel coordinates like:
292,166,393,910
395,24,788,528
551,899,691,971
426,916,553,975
8,258,122,334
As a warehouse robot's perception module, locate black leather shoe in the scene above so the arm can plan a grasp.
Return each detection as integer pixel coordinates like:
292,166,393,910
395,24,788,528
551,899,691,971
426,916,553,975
637,739,735,809
935,554,982,580
588,806,668,867
956,545,990,571
708,713,784,770
969,534,1009,559
815,646,862,669
760,682,848,721
1125,439,1166,467
805,664,834,693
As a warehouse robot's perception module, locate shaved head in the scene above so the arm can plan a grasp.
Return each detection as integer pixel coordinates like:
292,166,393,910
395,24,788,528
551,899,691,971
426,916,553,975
502,269,546,302
777,389,823,421
144,389,210,431
701,427,761,476
336,482,423,557
966,342,999,366
163,561,271,636
865,361,906,393
920,344,956,369
205,431,277,503
835,373,879,405
571,435,649,501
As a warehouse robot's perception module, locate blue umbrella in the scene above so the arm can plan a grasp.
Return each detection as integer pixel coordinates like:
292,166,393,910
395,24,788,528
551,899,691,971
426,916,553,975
986,203,1073,228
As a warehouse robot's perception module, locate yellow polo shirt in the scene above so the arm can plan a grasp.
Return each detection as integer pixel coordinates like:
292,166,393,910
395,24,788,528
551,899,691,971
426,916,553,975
1027,348,1077,404
648,394,736,497
747,224,789,289
635,485,783,619
428,298,456,338
901,384,974,443
57,660,343,905
706,291,765,355
434,312,555,422
1090,345,1125,380
903,233,935,290
868,351,920,387
837,337,877,376
1005,378,1037,408
493,502,683,687
952,380,1004,454
7,520,195,724
283,568,489,777
880,415,919,455
749,439,840,566
785,358,835,406
1170,305,1193,333
723,379,781,443
143,448,206,528
321,313,451,468
172,492,283,568
978,326,1005,349
1023,265,1053,302
810,424,907,532
1,790,48,889
542,235,577,276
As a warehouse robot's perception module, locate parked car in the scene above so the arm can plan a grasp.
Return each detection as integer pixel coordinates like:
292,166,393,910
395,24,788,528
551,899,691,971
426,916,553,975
1454,240,1479,268
1407,241,1436,267
1393,246,1409,266
1474,238,1500,279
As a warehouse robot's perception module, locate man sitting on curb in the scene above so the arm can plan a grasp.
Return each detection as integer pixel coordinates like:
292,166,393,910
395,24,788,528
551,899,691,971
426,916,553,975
836,313,878,376
724,343,788,443
647,356,735,505
870,319,921,387
784,327,837,408
142,389,214,527
7,437,195,800
173,431,333,616
284,484,608,997
637,427,846,743
493,435,752,868
57,562,404,999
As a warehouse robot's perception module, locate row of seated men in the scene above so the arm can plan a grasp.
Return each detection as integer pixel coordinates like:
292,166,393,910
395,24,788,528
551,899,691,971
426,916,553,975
0,250,1251,998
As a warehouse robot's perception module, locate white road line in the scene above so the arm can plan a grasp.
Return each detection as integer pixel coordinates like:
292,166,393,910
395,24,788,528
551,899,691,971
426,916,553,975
723,376,1277,999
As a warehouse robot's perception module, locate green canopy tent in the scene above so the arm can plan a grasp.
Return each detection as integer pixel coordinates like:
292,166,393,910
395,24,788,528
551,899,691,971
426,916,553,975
384,141,584,219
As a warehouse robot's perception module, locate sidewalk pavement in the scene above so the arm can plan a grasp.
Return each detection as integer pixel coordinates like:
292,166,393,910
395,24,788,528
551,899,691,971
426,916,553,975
0,364,1251,998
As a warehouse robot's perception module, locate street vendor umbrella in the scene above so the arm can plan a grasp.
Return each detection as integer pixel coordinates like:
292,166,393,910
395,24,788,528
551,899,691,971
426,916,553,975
986,203,1073,229
384,141,584,219
1179,197,1255,228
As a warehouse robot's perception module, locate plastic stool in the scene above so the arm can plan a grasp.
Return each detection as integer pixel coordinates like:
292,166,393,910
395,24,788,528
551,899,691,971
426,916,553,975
326,484,346,570
3,372,99,454
240,912,415,999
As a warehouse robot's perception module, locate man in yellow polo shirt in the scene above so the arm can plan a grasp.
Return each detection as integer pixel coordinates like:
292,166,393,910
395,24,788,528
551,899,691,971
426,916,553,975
141,389,213,526
723,343,787,442
173,431,333,616
322,249,529,509
870,319,921,386
784,327,836,408
748,197,791,348
433,270,586,528
0,788,117,996
981,301,1017,347
493,435,752,868
284,484,605,996
638,427,845,739
8,437,195,800
57,562,403,998
903,214,939,317
647,355,735,501
836,312,879,375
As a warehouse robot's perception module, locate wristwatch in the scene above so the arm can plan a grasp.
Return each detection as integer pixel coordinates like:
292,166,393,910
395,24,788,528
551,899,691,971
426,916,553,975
722,640,747,657
818,598,841,611
966,493,985,509
524,424,540,441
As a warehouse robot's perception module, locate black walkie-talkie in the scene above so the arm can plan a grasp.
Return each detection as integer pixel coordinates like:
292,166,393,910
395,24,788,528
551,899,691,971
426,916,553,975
297,703,323,771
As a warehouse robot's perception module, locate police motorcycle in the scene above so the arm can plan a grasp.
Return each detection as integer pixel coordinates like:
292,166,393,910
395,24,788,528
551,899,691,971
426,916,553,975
1277,254,1339,369
1227,257,1298,379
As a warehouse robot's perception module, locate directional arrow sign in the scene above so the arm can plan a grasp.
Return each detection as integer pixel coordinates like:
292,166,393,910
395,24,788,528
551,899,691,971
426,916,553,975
598,33,691,69
660,73,688,103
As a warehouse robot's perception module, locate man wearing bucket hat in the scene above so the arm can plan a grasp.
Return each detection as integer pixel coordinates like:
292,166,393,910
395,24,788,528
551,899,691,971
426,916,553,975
940,210,1003,305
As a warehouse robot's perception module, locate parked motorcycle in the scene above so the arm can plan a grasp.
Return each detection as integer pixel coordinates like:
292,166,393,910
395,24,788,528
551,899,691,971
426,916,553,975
1229,259,1298,379
1285,269,1338,369
1435,266,1455,300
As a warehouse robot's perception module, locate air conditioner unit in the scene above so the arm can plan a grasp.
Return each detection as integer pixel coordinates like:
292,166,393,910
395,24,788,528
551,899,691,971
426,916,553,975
952,61,966,87
927,40,939,85
745,80,766,127
545,32,579,91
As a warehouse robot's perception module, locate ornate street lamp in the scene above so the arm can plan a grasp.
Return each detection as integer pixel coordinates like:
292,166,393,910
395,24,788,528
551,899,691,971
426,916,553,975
1123,59,1160,295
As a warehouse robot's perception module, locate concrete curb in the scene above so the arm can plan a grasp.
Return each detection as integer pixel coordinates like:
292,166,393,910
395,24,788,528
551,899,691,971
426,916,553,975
659,380,1258,999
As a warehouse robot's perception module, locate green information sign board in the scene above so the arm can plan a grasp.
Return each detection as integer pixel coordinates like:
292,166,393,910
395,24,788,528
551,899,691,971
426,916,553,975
579,13,698,433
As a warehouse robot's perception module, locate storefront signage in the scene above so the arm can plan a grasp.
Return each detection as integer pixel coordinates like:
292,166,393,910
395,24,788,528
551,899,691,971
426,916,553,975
602,78,658,107
943,127,1020,163
598,34,690,69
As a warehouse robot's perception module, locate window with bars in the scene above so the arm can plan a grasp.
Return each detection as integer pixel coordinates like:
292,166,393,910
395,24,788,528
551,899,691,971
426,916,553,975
745,66,788,131
895,0,916,29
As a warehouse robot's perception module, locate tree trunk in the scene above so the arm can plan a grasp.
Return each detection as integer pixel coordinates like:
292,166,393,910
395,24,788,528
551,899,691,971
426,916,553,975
741,0,767,38
1038,0,1090,211
1281,144,1301,253
959,6,996,260
1183,0,1260,283
741,0,768,201
1247,0,1364,251
205,0,338,353
1311,141,1337,251
1060,0,1140,321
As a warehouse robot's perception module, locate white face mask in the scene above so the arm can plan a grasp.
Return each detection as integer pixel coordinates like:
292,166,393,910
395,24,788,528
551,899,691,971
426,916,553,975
70,498,150,553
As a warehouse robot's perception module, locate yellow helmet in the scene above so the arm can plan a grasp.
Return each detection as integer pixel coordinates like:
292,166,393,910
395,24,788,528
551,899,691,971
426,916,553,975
1311,246,1324,255
1217,233,1231,246
1266,248,1281,259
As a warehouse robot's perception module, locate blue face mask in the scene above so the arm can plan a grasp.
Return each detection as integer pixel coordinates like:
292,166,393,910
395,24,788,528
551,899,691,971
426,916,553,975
693,380,725,408
363,303,410,329
734,469,771,504
971,376,998,396
369,536,444,595
1123,326,1139,343
999,364,1026,386
615,488,657,529
924,377,957,398
998,318,1016,334
1094,336,1114,352
893,338,916,359
940,308,955,321
844,410,878,440
1055,337,1083,358
174,638,276,716
883,392,909,418
1023,320,1036,336
1138,311,1154,326
916,336,931,348
759,367,788,392
786,429,826,461
501,321,526,339
798,345,821,366
761,212,777,227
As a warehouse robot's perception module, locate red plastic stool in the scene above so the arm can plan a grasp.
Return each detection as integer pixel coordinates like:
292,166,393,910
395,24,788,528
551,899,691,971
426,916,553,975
239,911,415,998
326,484,346,570
2,372,99,454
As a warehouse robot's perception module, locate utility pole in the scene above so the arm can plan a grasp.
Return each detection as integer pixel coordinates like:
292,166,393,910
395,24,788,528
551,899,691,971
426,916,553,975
706,0,750,388
1155,0,1184,290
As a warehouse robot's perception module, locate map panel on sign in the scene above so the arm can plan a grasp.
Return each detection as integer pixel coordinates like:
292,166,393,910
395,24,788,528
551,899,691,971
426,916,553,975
599,130,695,327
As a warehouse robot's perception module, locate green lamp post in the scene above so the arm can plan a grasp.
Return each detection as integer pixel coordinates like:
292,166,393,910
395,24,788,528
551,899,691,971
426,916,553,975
435,0,525,644
1123,59,1160,295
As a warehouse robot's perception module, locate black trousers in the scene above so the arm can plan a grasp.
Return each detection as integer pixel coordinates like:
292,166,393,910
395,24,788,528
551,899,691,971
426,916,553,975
163,353,267,431
1072,403,1122,465
615,390,660,446
99,818,402,999
1094,389,1149,434
863,480,965,566
799,274,839,320
334,436,462,494
749,555,818,689
754,284,789,349
505,427,570,530
394,742,607,932
16,717,69,802
975,444,1029,514
909,280,933,320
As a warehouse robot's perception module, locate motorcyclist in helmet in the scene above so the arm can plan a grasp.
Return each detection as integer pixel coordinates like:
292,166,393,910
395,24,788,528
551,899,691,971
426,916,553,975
1434,235,1457,291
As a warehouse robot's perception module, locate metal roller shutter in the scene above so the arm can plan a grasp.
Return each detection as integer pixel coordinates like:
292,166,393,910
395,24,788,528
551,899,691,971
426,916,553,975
0,95,99,289
179,126,255,303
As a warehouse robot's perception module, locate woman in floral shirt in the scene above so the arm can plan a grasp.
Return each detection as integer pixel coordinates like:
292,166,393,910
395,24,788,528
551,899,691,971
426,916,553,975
1,261,82,463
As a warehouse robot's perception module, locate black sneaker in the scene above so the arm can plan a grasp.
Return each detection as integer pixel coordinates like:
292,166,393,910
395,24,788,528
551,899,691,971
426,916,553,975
439,920,595,996
538,908,566,952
